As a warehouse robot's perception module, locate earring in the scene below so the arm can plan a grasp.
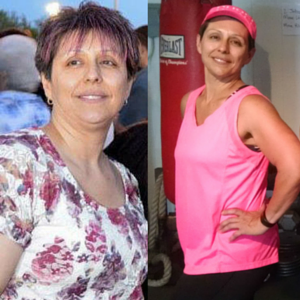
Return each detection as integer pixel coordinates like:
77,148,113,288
124,99,128,106
47,98,53,106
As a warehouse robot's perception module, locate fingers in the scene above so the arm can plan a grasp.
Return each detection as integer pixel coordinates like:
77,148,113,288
222,208,243,216
229,231,242,242
219,209,248,241
219,217,239,232
219,218,244,242
219,208,267,241
219,208,245,232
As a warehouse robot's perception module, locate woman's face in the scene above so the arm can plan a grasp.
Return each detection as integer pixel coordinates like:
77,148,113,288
197,17,255,80
42,31,132,128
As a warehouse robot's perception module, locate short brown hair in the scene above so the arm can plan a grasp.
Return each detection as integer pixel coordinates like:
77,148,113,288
35,1,139,80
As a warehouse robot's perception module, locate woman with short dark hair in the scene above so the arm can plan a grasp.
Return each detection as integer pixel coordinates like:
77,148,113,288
173,5,300,300
0,2,147,299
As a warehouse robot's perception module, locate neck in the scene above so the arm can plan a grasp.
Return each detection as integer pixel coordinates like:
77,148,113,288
203,71,245,103
43,115,109,167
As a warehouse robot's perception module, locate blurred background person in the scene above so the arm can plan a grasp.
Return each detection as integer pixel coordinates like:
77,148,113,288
108,25,148,217
0,29,51,133
136,25,148,70
118,25,148,128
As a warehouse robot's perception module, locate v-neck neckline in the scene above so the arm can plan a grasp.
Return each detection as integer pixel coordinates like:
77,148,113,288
194,85,249,127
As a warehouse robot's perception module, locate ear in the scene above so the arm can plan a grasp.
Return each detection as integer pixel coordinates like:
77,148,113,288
41,73,53,100
196,34,202,55
244,47,256,66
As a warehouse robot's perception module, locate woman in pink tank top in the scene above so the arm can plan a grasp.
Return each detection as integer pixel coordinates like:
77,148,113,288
173,5,300,300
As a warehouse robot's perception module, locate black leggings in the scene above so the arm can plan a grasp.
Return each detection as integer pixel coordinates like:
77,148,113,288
172,265,275,300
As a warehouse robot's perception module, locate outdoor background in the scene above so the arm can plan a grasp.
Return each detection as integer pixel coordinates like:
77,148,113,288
0,0,147,36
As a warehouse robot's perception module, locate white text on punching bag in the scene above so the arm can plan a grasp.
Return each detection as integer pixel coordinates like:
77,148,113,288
160,35,185,59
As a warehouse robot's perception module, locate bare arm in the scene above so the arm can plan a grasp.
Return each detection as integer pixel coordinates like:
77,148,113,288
0,234,23,294
220,95,300,240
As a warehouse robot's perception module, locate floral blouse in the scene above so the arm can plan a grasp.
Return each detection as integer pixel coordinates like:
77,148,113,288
0,128,147,300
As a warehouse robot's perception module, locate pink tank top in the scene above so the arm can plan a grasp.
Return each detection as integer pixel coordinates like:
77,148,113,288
175,85,279,275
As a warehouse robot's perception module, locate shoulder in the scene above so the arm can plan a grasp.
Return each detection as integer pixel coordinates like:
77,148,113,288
0,128,44,163
181,86,204,117
0,91,46,105
0,128,41,145
180,92,191,117
133,68,147,85
0,92,50,134
237,93,290,145
239,93,279,120
181,92,190,106
111,159,142,206
138,67,147,78
0,91,48,118
112,159,139,188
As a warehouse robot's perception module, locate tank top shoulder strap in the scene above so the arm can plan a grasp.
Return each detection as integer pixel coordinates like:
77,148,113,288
225,85,265,120
224,85,267,151
185,86,205,115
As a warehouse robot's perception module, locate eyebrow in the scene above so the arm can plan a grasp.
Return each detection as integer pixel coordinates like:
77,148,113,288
63,49,118,54
58,49,122,60
206,29,245,38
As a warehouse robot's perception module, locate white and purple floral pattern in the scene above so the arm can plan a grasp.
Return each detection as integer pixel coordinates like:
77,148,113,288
0,128,147,300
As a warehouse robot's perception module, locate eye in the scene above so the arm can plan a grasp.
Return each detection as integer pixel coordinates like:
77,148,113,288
67,59,82,66
100,60,117,67
231,39,242,47
209,34,219,40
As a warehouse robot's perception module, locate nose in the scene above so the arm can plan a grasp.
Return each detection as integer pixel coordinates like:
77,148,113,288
85,62,102,83
218,39,229,54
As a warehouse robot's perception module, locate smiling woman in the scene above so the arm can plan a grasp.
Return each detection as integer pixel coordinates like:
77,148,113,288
0,2,147,299
173,5,300,300
42,31,132,129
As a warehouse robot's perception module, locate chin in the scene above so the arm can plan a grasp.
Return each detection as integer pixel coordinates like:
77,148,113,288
82,113,114,126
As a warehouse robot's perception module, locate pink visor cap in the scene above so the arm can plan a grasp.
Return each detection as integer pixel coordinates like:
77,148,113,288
202,5,257,40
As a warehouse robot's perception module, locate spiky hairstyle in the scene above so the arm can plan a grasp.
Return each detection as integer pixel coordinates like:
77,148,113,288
35,1,139,80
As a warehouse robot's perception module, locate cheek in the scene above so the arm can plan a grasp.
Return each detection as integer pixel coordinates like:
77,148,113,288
109,72,131,96
239,53,250,65
51,62,82,95
117,82,130,102
201,43,215,56
53,73,78,97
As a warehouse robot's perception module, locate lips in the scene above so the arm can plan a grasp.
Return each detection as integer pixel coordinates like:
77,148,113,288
77,92,108,102
213,57,230,64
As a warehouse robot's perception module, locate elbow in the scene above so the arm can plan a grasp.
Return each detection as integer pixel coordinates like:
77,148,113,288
291,160,300,184
287,165,300,192
276,161,300,188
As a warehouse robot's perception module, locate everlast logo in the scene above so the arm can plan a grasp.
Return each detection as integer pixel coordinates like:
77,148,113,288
160,35,185,59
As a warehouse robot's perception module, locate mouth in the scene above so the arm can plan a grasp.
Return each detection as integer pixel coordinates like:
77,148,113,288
213,57,230,64
77,93,108,102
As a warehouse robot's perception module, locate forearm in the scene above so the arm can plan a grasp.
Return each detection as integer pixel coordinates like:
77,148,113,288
265,169,300,224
